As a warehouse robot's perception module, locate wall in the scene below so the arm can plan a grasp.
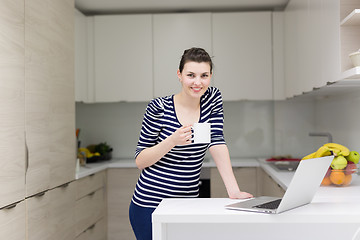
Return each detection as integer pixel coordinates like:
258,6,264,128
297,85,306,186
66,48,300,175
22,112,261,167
314,90,360,152
76,98,318,159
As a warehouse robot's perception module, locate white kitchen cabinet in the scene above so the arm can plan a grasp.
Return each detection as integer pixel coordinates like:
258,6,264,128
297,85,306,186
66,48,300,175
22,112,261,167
75,9,89,102
210,167,258,197
107,168,140,240
284,0,343,98
94,14,153,102
0,0,26,209
212,12,272,101
153,13,212,98
0,201,25,240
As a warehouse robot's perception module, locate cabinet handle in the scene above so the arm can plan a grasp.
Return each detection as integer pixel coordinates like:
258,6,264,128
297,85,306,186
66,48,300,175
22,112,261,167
1,202,19,210
89,173,95,177
88,223,96,230
88,191,95,197
34,191,46,198
60,182,70,188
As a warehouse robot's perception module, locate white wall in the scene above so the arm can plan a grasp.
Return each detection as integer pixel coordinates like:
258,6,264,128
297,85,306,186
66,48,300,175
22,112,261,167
76,98,319,159
314,90,360,152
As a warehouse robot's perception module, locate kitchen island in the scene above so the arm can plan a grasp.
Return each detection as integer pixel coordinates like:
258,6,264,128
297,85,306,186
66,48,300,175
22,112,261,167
153,166,360,240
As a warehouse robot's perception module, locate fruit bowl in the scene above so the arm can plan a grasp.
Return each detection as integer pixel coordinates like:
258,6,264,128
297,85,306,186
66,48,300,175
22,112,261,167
321,165,358,187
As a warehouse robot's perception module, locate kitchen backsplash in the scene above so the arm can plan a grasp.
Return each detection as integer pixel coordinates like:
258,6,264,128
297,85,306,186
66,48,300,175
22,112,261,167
76,97,321,159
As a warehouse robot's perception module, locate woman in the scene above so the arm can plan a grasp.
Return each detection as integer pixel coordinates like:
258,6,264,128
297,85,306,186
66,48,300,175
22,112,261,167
129,47,253,240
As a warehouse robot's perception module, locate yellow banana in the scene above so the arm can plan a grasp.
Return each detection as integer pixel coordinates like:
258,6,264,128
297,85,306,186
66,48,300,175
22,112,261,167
301,152,316,160
323,143,350,156
314,146,332,158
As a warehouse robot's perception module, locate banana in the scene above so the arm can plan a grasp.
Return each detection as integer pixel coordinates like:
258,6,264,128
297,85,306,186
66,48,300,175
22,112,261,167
301,152,316,160
323,143,350,156
314,145,332,158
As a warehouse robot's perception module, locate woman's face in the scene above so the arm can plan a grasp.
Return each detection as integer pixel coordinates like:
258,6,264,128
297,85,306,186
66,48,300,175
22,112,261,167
177,61,212,99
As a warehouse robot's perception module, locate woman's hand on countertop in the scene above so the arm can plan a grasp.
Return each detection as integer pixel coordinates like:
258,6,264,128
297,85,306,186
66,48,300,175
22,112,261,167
229,190,253,199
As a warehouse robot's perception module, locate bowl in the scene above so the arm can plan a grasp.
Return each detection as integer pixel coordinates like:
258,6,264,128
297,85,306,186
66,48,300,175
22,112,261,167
321,166,358,187
349,51,360,67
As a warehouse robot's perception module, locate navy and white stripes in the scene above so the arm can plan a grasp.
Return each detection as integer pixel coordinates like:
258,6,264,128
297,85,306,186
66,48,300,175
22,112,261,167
132,87,226,208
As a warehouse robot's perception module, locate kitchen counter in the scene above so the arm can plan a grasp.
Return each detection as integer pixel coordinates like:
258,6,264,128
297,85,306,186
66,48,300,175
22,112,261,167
75,157,259,179
153,174,360,240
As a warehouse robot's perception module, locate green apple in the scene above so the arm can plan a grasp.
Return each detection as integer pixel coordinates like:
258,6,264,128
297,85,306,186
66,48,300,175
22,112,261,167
346,151,360,164
331,156,348,170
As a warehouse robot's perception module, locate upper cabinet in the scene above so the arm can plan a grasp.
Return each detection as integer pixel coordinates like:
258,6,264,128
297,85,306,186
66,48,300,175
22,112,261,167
212,12,273,101
153,13,212,98
93,14,153,102
340,0,360,80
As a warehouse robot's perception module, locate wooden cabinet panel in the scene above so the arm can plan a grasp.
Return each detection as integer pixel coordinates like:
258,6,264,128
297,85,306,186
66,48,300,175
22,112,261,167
25,0,51,197
259,168,285,198
26,192,50,240
94,14,153,102
76,171,105,200
47,182,76,240
107,168,140,240
153,13,212,98
0,0,26,209
76,218,106,240
212,12,272,100
211,167,258,198
48,0,76,189
0,201,25,240
76,188,105,236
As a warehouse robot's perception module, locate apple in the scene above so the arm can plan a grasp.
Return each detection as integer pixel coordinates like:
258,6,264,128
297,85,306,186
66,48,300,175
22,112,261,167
331,156,348,170
345,162,357,175
325,167,331,177
346,151,360,164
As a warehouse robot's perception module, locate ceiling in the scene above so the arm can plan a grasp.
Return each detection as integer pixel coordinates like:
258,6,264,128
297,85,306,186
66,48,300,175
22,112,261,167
75,0,289,15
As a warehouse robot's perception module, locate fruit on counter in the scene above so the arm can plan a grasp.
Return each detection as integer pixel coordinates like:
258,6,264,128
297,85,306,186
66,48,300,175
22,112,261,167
346,151,360,164
345,162,357,175
302,152,317,160
78,147,101,158
330,156,348,170
329,171,346,185
314,146,332,158
323,143,350,156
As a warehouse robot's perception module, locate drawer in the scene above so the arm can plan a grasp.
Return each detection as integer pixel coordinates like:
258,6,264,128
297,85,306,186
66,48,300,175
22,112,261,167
0,201,25,240
76,218,106,240
76,188,105,236
76,170,105,200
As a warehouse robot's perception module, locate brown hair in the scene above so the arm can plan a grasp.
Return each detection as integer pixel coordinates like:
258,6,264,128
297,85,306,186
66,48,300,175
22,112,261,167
179,47,213,73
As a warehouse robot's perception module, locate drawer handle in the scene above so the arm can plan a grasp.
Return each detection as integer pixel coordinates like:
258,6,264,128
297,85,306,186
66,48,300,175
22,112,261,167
60,182,70,188
88,191,95,197
2,202,18,210
89,173,95,177
34,191,46,198
88,224,96,230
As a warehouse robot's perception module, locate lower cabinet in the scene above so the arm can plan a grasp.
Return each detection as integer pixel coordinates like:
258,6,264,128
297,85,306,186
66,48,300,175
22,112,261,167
0,200,25,240
75,170,106,239
258,168,285,198
210,167,258,197
26,181,77,240
107,168,140,240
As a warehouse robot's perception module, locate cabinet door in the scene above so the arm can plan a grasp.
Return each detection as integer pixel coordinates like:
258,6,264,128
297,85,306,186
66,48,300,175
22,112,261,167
48,182,76,240
25,0,51,197
210,167,257,198
26,192,50,240
94,14,153,102
107,168,140,240
48,0,76,189
75,9,88,102
0,201,25,240
212,12,272,100
76,218,106,240
0,0,26,208
153,13,212,98
259,168,285,198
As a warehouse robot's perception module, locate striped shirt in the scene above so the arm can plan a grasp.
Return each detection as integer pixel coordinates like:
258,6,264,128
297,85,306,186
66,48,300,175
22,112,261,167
132,87,226,208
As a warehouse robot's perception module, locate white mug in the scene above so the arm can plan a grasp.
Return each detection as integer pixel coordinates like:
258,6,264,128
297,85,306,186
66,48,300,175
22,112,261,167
192,123,211,144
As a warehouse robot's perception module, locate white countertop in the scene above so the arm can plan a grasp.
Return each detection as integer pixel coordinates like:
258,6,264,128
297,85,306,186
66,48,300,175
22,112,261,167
75,157,259,179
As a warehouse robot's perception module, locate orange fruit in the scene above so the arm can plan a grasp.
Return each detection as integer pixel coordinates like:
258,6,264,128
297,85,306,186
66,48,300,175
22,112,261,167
329,171,346,185
321,176,332,186
343,174,352,185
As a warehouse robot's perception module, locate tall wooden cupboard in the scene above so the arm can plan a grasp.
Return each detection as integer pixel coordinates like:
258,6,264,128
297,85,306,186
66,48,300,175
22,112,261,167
0,0,76,238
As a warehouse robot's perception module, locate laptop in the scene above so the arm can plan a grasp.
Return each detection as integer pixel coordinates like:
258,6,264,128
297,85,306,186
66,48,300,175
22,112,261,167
225,155,334,214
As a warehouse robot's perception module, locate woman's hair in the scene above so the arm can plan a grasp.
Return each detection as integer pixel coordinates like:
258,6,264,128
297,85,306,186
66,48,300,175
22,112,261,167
179,47,213,73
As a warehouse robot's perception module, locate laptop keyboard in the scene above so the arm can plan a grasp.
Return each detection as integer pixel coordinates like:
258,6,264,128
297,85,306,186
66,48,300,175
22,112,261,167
253,199,282,209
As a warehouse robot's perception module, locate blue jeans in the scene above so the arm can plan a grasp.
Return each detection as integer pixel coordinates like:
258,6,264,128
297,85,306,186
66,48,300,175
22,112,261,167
129,201,156,240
